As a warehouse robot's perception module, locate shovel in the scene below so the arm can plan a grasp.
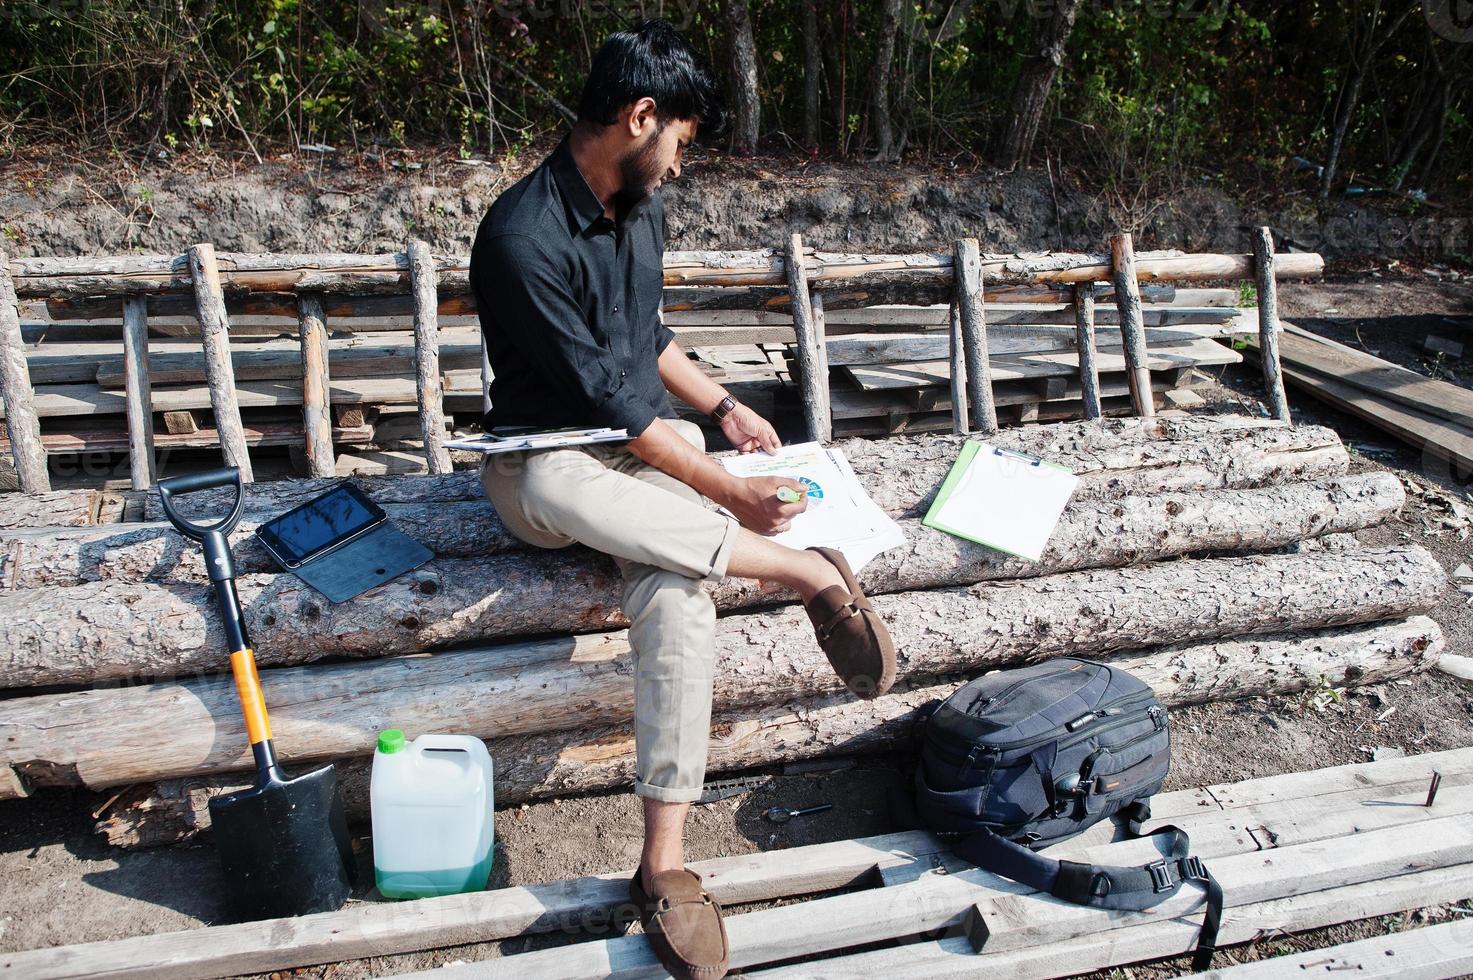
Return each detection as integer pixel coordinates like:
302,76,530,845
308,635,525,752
158,467,356,920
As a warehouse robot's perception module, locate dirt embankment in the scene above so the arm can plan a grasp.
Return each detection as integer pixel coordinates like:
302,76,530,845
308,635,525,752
2,144,1469,260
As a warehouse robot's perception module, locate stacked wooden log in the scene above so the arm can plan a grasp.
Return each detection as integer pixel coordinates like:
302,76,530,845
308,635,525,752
0,414,1446,849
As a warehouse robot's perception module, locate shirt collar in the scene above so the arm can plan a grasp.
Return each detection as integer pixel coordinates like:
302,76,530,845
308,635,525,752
549,137,608,235
548,136,654,235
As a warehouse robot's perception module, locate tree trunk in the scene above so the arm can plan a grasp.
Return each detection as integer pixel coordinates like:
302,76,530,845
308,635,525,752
0,468,1391,686
996,0,1081,170
724,0,761,155
801,0,823,150
867,0,903,161
1320,3,1417,202
0,544,1443,797
97,615,1444,847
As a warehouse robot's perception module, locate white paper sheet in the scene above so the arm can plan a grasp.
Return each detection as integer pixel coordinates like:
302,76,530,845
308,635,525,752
718,442,906,572
929,443,1078,561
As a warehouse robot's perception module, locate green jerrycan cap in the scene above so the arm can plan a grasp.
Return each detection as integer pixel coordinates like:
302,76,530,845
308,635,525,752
378,728,407,754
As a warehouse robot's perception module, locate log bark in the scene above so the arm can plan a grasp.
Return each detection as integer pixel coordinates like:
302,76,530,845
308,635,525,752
10,250,1327,299
121,296,157,490
0,475,1406,680
407,239,452,473
1073,282,1102,419
954,238,997,433
785,234,826,443
1253,227,1292,424
187,243,253,481
0,544,1443,796
297,293,335,478
0,266,49,492
0,487,133,530
123,415,1342,523
947,298,969,434
96,615,1444,847
1110,233,1154,418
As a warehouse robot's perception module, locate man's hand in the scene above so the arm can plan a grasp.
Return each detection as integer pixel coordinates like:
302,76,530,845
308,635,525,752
720,400,782,454
726,475,808,535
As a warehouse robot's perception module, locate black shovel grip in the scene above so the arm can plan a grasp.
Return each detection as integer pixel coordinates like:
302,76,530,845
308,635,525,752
157,467,246,540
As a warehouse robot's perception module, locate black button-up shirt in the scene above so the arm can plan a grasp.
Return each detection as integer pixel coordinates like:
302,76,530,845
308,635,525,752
469,137,676,437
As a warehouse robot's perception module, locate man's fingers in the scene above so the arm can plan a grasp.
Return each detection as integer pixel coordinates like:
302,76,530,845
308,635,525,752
759,424,781,453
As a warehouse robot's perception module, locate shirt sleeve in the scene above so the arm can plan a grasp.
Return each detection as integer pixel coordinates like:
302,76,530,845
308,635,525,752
473,233,661,437
653,197,676,353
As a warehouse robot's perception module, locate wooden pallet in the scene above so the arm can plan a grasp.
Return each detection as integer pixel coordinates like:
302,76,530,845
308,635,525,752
6,747,1466,980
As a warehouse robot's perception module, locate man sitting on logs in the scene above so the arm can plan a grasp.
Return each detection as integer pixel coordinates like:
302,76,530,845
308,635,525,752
469,20,896,980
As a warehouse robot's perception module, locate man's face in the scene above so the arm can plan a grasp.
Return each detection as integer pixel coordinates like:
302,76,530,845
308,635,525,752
618,112,697,201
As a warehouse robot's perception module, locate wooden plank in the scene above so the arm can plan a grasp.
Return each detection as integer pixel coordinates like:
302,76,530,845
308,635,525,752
822,317,1254,366
119,297,156,490
786,234,825,443
1,421,374,455
419,813,1473,978
754,863,1473,979
1277,324,1473,426
407,239,451,473
845,336,1241,392
1253,227,1292,423
186,243,252,481
14,749,1468,980
1257,345,1473,477
296,294,335,478
1073,282,1102,420
1202,919,1473,978
0,265,49,492
1111,232,1155,418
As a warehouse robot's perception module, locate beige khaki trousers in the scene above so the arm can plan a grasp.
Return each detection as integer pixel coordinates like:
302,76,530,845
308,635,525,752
480,419,739,803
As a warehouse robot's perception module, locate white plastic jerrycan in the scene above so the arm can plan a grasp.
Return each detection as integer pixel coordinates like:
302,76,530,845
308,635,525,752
371,730,495,899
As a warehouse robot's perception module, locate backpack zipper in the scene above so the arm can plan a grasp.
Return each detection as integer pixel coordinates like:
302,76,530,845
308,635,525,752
928,690,1162,761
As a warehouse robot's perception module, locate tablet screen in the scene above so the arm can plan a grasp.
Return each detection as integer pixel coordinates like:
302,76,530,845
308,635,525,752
257,485,384,565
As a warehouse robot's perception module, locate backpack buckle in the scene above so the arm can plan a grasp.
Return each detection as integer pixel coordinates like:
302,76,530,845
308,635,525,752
1180,855,1208,882
1147,859,1175,893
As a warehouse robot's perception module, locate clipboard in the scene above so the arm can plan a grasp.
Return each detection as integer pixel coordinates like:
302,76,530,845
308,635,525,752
922,441,1079,561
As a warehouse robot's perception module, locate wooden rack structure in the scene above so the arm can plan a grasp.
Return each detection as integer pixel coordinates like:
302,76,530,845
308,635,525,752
0,234,1316,494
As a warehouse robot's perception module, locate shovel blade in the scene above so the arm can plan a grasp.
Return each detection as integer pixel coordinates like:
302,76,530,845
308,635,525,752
209,763,355,920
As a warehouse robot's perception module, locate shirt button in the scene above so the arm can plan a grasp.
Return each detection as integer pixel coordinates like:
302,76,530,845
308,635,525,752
620,370,628,379
612,305,620,313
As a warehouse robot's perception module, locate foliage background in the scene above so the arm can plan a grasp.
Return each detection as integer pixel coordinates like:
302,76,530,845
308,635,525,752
0,0,1467,201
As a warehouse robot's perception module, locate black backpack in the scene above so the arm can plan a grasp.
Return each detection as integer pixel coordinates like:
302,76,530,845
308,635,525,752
913,658,1222,968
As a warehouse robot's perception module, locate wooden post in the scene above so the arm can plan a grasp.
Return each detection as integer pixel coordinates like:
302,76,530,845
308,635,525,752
1253,226,1293,424
408,239,452,474
187,243,253,481
0,265,49,492
784,233,826,444
296,293,335,478
954,239,998,434
121,296,157,489
1072,282,1103,421
811,292,832,443
947,299,970,435
1110,233,1155,419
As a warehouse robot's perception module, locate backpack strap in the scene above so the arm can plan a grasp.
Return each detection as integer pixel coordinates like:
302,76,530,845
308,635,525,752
952,824,1222,969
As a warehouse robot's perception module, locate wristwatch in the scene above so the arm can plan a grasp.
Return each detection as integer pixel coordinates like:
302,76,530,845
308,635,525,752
709,395,737,423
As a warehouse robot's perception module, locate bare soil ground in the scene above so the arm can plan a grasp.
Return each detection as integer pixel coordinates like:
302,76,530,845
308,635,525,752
1,277,1471,976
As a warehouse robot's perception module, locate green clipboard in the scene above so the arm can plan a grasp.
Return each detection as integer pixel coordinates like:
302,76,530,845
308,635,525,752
921,441,1076,560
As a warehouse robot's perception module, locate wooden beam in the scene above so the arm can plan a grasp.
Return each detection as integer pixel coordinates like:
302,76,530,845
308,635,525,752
954,239,997,434
296,294,335,478
120,297,156,490
1253,227,1292,423
0,265,50,492
1110,233,1155,418
407,239,452,473
1073,282,1102,420
1208,920,1473,978
185,244,252,481
810,292,832,442
785,234,825,443
947,298,969,434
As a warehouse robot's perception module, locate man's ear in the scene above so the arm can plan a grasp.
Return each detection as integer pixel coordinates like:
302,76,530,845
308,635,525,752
627,97,659,138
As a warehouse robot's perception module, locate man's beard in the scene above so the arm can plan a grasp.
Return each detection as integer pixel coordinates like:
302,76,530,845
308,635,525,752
617,125,666,201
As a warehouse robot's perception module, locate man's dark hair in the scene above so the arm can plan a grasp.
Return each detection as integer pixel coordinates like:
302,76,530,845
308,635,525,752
577,20,727,141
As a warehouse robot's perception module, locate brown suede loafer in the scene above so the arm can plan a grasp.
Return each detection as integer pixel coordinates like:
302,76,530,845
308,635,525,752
804,546,897,700
630,866,730,979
